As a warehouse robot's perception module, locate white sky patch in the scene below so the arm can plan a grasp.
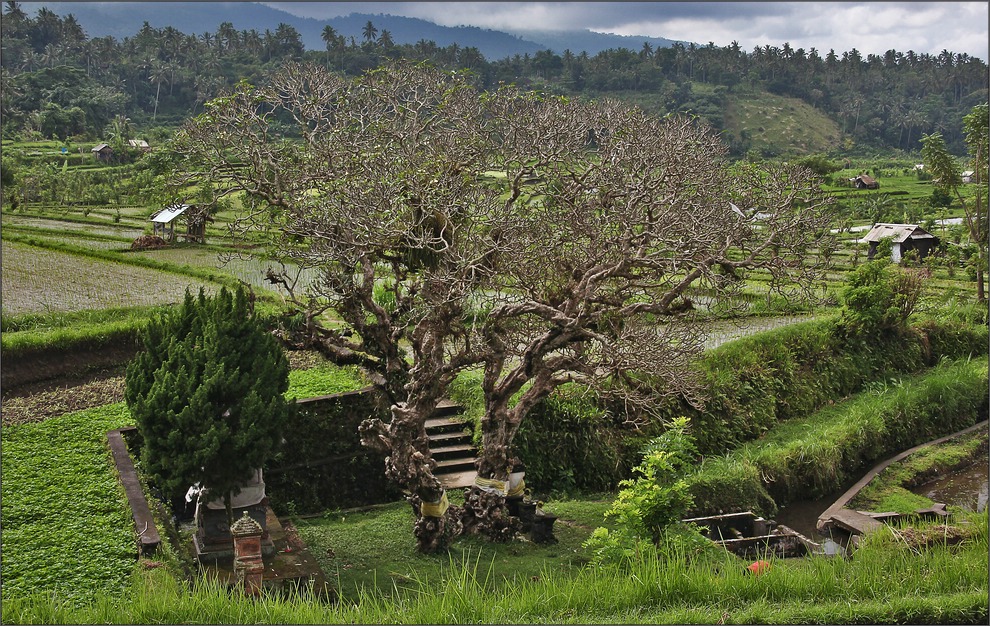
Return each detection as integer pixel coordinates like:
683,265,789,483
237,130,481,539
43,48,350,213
593,4,987,58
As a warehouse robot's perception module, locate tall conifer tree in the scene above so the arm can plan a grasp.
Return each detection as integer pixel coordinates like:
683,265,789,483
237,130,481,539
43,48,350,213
125,286,291,525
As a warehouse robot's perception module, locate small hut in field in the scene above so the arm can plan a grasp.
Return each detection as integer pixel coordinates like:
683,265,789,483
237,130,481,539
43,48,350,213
149,204,211,243
851,174,880,190
91,143,113,163
862,223,939,263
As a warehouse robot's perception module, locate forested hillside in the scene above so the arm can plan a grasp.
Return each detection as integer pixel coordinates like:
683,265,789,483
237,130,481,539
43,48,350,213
1,2,986,156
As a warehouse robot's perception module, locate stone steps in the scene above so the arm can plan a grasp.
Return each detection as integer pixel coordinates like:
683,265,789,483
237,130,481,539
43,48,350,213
425,401,478,490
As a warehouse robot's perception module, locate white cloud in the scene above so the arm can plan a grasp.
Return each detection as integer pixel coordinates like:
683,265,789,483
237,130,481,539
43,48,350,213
266,2,989,59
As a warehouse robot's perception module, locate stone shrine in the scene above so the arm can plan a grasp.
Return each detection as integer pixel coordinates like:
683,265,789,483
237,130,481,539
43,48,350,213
192,468,275,561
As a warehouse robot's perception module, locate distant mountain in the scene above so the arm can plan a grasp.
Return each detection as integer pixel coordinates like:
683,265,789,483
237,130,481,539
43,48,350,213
505,29,683,57
19,2,684,60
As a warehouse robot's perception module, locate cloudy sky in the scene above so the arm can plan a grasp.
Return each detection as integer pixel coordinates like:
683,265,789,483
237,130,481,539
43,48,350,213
265,2,989,59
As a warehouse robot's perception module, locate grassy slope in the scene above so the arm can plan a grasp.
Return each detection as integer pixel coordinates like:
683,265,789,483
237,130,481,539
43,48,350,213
1,340,987,623
723,90,843,156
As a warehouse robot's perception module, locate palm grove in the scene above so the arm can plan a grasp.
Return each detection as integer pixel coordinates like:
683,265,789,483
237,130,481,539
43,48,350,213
162,61,836,551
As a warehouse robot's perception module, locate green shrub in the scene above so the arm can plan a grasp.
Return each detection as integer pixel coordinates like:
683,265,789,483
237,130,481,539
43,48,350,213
683,455,777,518
584,417,698,564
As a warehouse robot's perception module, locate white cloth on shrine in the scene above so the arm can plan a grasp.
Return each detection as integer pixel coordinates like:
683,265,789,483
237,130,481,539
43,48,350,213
200,468,266,509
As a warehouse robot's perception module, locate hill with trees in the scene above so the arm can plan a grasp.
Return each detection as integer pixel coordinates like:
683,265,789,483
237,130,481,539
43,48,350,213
1,2,986,157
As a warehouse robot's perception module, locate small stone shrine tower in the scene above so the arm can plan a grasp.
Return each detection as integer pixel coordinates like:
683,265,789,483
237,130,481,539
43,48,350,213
193,468,274,561
231,511,265,597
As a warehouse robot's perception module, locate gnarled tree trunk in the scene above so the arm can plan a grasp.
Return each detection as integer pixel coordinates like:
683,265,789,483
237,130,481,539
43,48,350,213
460,394,531,541
360,402,462,553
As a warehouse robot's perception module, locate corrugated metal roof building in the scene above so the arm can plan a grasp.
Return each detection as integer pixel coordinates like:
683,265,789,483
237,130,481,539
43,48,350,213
862,223,939,263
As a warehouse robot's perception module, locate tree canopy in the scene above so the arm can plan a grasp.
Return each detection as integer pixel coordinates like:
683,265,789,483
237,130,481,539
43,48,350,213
165,61,836,551
1,4,986,154
922,102,988,300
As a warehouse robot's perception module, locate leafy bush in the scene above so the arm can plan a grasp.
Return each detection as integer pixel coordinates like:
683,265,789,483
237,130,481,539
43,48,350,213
795,153,842,180
839,259,924,333
584,417,697,564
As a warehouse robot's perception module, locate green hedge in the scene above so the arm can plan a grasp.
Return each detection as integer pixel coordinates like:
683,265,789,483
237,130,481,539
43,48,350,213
686,356,989,514
660,316,986,455
264,389,403,515
513,385,635,496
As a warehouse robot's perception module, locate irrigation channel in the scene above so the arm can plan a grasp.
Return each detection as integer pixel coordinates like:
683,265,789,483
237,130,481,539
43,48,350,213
773,421,989,553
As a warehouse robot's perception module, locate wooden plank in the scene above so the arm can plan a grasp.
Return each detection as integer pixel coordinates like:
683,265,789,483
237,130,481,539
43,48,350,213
826,509,884,535
817,420,989,532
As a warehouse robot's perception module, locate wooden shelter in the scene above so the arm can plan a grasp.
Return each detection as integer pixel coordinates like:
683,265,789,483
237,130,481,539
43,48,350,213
862,223,939,263
851,174,880,189
149,204,211,243
91,143,113,162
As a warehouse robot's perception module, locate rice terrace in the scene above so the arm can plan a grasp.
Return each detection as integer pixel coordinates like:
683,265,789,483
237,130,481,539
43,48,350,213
1,2,988,624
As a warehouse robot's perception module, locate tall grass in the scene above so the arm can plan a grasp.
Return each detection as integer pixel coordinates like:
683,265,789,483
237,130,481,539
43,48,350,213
4,511,986,624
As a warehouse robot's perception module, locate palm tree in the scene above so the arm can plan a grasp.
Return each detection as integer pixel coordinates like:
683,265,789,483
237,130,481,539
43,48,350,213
4,1,26,21
362,20,378,44
321,25,337,66
217,21,237,55
378,29,394,49
39,43,62,68
150,61,168,121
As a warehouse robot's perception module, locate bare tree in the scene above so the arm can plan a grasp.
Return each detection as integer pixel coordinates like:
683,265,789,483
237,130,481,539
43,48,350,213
165,61,836,552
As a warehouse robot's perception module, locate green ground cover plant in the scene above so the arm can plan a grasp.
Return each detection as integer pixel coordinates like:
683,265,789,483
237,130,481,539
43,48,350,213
1,233,241,287
0,358,383,609
0,403,136,607
286,364,368,399
2,214,146,239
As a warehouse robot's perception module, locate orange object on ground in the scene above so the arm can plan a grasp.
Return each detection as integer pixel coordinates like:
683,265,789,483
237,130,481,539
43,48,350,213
747,560,771,576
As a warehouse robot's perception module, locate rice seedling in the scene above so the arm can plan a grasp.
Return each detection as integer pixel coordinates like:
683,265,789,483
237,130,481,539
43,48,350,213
1,240,220,315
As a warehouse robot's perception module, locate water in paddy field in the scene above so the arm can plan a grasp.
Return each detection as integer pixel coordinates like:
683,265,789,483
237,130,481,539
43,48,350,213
773,481,856,544
910,461,989,513
774,453,990,545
